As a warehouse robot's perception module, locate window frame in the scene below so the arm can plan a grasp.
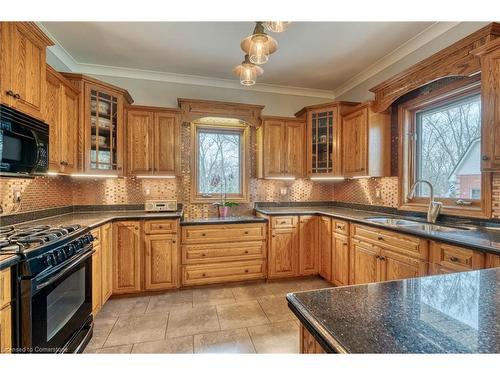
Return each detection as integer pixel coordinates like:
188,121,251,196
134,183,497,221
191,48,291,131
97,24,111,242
190,121,250,203
398,78,492,218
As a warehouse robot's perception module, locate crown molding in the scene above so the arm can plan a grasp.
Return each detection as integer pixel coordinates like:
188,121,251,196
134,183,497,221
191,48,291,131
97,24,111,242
332,21,461,98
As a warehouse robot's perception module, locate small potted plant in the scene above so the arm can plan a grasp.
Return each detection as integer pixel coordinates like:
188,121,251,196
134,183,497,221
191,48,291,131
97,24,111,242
210,173,239,217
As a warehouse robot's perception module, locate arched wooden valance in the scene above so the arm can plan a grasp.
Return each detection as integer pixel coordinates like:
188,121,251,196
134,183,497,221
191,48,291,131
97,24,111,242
370,22,500,113
177,98,264,127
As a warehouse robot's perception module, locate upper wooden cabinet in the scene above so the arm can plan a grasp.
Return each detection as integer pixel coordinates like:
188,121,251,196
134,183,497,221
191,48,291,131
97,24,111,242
61,73,133,175
126,106,180,176
45,66,80,174
257,116,305,178
342,102,391,177
0,22,53,121
295,102,359,177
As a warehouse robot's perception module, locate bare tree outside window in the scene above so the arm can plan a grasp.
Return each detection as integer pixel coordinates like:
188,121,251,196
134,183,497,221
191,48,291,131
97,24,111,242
197,129,241,196
415,94,481,199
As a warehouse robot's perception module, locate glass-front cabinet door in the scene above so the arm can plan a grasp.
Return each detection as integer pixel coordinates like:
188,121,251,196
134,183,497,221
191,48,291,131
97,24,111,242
85,84,124,174
307,106,341,176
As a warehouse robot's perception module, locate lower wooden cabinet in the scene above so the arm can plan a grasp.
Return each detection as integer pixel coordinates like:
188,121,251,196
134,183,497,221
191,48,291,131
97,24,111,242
113,221,142,294
0,268,12,354
299,216,318,275
269,227,299,278
0,304,12,354
91,241,102,315
182,259,266,286
300,324,326,354
351,239,381,284
144,233,178,290
332,233,350,286
382,249,427,281
100,223,113,305
318,216,332,281
429,241,485,274
485,253,500,268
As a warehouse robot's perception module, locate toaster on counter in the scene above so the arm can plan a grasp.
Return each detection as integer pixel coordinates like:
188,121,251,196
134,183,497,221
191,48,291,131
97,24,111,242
145,200,177,212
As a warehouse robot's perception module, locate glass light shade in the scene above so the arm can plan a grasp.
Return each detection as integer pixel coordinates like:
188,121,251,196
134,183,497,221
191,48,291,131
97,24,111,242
240,64,257,86
264,21,291,33
249,34,270,65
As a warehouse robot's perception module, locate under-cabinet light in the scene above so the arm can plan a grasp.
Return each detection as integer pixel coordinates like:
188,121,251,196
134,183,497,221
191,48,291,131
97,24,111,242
350,176,372,179
310,177,345,181
70,174,118,178
264,177,296,181
46,172,59,176
135,175,177,179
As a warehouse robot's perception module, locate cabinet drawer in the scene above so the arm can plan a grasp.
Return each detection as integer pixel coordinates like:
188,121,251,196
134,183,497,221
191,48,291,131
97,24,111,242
333,219,349,235
182,260,266,286
430,242,484,271
144,220,178,234
0,269,11,309
182,241,266,264
352,224,428,260
91,227,101,246
271,216,298,229
181,224,265,244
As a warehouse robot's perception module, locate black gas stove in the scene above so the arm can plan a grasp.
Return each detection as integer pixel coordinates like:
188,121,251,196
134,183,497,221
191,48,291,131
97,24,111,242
0,223,95,353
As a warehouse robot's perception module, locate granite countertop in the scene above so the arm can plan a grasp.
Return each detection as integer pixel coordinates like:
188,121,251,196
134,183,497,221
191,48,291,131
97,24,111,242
0,254,20,271
287,268,500,353
180,216,267,226
255,206,500,256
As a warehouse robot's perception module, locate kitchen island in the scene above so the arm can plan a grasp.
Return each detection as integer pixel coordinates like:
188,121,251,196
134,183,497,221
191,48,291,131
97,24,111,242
287,267,500,353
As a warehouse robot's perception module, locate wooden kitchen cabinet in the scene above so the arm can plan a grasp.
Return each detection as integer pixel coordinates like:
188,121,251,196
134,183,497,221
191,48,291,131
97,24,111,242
318,216,332,281
144,234,178,290
45,65,80,174
0,22,53,120
113,221,142,294
269,227,299,279
257,116,305,178
100,223,113,305
332,233,350,286
429,241,485,275
0,268,11,354
61,73,133,175
382,249,427,281
351,239,381,284
295,101,358,177
342,102,391,177
299,216,318,275
91,241,102,316
126,106,180,176
485,253,500,268
300,324,326,354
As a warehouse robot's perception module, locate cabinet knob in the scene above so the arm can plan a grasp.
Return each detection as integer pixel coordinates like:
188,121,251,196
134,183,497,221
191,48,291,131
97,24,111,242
149,168,152,171
6,90,14,97
13,93,21,100
245,269,249,273
482,155,490,161
135,226,139,230
377,236,384,241
380,256,386,261
376,255,380,259
172,240,176,244
202,273,206,277
272,235,276,238
202,253,206,257
202,233,206,236
244,250,249,254
244,231,249,235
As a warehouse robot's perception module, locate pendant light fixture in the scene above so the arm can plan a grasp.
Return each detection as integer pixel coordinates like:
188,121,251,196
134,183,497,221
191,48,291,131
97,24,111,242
233,54,264,86
264,21,292,33
241,21,278,65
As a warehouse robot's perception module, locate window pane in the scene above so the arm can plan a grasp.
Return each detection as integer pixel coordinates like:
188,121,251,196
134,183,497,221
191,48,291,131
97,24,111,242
197,129,241,195
415,95,481,199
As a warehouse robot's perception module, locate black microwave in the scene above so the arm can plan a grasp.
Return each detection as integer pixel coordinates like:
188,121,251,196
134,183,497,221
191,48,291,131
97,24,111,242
0,104,49,177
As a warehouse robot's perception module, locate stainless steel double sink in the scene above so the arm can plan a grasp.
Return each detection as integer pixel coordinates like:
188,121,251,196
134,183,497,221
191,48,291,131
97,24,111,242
364,217,474,232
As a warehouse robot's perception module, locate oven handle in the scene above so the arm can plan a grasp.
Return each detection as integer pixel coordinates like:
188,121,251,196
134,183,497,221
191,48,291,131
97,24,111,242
35,249,95,291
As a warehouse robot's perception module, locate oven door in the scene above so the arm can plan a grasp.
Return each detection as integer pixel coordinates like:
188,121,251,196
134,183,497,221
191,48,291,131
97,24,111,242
27,250,93,353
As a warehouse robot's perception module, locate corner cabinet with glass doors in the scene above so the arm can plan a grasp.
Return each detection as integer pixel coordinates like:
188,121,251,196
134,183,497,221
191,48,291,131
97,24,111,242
61,73,133,175
295,101,359,177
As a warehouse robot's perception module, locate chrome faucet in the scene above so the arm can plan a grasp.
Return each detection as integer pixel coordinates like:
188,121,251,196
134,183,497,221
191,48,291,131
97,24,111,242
407,180,442,223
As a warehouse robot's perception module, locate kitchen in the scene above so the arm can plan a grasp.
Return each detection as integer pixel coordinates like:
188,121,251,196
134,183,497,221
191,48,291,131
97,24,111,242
0,2,499,370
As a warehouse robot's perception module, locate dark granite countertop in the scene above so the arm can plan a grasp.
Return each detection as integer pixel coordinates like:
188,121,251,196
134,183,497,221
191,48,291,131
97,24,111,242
12,210,184,230
0,254,20,271
287,268,500,353
255,206,500,256
180,216,267,226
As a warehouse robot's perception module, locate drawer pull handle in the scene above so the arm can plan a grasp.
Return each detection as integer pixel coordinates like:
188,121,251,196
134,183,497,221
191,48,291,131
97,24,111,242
380,256,386,261
202,273,206,277
280,221,286,224
245,269,249,273
158,225,164,229
202,233,206,236
244,250,249,254
244,231,249,234
202,253,206,257
377,236,384,241
450,256,459,262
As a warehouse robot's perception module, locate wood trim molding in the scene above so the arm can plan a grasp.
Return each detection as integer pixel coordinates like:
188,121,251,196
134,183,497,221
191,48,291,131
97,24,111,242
178,98,264,127
125,104,181,113
370,22,500,113
294,101,359,118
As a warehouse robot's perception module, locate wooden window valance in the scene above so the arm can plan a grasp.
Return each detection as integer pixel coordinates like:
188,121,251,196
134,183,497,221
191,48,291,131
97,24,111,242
177,98,264,127
370,22,500,113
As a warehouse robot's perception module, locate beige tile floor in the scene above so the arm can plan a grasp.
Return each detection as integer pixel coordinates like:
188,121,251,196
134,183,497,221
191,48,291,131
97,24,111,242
84,277,331,354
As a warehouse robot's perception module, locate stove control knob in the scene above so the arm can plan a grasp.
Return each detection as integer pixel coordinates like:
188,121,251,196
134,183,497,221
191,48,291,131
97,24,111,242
55,250,65,262
44,255,54,267
66,244,76,256
48,253,57,266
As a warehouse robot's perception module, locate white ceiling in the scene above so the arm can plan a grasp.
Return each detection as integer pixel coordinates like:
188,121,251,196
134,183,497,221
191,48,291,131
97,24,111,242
41,22,450,95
